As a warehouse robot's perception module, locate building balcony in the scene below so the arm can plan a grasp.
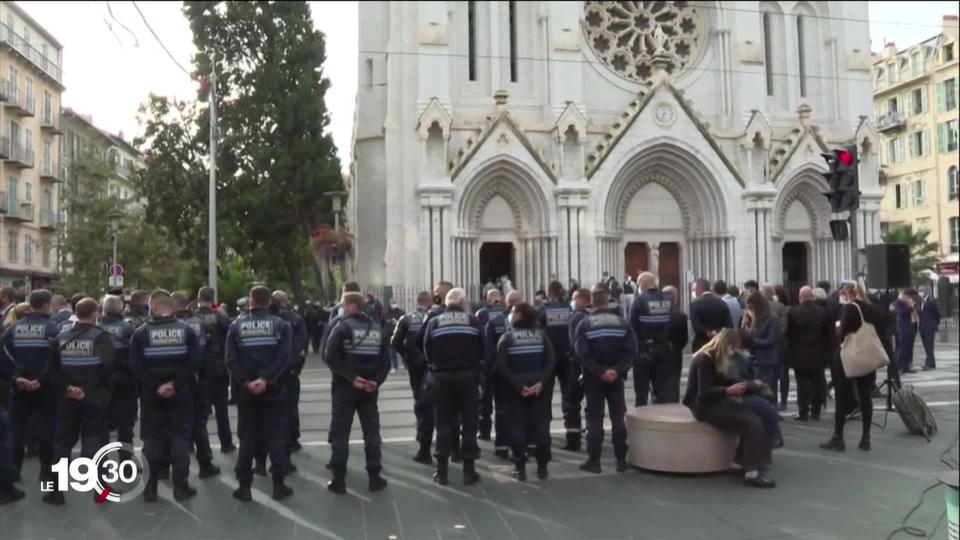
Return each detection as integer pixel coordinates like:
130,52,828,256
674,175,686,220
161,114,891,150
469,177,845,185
0,195,34,222
0,23,63,84
40,110,63,134
39,209,59,230
40,161,65,182
877,111,907,132
0,138,34,168
0,80,34,117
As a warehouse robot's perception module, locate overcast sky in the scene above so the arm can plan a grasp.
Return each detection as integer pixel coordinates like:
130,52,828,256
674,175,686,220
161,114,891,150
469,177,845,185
18,1,958,165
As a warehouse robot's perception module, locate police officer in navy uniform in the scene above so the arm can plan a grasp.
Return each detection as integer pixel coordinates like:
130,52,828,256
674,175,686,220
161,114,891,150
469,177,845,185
423,288,484,486
173,292,221,479
416,281,460,459
324,292,390,494
226,286,294,502
123,290,150,329
574,285,638,474
129,290,200,502
271,290,308,456
2,289,61,486
99,295,136,448
497,302,556,482
42,298,114,506
629,272,675,405
391,291,434,465
194,287,235,453
484,290,522,459
475,289,505,442
564,288,592,451
537,281,579,450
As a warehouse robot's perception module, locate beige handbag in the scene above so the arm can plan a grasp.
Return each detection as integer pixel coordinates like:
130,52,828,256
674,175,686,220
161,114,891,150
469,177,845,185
840,302,890,378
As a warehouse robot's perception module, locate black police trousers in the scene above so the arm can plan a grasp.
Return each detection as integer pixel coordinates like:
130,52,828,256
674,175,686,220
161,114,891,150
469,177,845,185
407,363,434,448
110,380,138,446
11,388,57,476
555,356,582,443
53,395,108,465
634,342,678,406
236,388,289,485
583,371,627,461
287,372,301,448
327,377,382,476
192,379,214,463
433,371,480,460
503,385,552,465
207,372,233,448
141,386,193,486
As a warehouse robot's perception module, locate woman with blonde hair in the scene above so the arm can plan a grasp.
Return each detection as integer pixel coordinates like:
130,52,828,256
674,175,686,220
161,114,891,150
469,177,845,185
683,329,775,487
2,302,30,329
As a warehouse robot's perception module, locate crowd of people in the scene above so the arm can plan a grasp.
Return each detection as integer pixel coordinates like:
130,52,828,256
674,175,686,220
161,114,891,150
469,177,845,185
0,268,931,505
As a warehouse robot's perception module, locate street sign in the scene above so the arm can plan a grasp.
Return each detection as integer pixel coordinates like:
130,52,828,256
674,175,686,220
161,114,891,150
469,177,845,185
109,264,124,277
108,275,124,288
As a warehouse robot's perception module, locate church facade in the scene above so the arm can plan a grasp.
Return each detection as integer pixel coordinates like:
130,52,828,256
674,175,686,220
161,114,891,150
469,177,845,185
349,1,880,304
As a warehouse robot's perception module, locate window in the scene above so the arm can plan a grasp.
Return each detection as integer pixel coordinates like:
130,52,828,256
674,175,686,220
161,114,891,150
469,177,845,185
797,16,807,97
949,166,959,201
887,137,904,163
763,12,774,95
910,52,922,77
887,97,898,115
951,217,960,253
24,181,31,202
939,119,959,153
911,87,925,114
940,77,958,111
945,44,956,63
467,1,477,81
7,231,17,263
912,179,925,206
909,130,928,157
43,90,51,120
24,236,32,266
42,245,50,268
894,183,906,209
25,77,32,102
887,62,897,85
8,176,18,206
43,141,51,170
508,1,517,83
24,128,32,154
7,66,16,94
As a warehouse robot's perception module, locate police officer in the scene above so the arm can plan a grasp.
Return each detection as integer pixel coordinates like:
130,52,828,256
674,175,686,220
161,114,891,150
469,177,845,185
226,286,294,502
475,289,505,442
129,290,200,502
565,288,592,451
324,292,390,494
537,281,579,450
416,281,461,460
173,292,221,479
422,288,484,486
123,290,150,329
99,296,137,448
574,285,638,474
497,302,555,482
484,290,521,459
2,289,60,485
271,291,308,455
391,291,434,465
195,287,235,453
629,272,675,406
42,298,114,506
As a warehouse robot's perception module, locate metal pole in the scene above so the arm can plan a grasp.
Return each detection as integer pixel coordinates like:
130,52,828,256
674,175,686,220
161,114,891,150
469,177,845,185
208,51,218,299
849,208,858,281
112,233,118,272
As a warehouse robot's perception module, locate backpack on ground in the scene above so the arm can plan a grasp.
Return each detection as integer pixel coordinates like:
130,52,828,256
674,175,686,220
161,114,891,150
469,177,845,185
892,385,938,440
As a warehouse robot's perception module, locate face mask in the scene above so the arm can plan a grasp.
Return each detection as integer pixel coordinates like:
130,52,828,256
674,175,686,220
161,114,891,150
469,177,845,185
918,292,927,299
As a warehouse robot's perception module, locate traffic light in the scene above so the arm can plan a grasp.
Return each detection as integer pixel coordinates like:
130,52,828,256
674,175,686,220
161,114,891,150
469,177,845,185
821,144,860,213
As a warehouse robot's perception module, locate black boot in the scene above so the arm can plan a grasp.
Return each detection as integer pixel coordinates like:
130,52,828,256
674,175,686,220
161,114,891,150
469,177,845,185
463,459,480,485
272,481,294,501
368,471,388,492
563,437,581,452
326,468,346,494
433,458,449,486
858,435,871,452
220,442,237,454
0,486,25,505
198,461,221,479
232,483,252,502
413,443,433,465
819,435,845,452
512,463,527,482
173,483,197,501
41,490,65,505
579,457,601,474
494,448,510,460
143,478,159,502
536,463,549,480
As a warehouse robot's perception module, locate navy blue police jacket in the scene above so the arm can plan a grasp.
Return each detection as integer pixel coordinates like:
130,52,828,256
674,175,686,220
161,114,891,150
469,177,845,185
496,327,556,393
325,312,390,385
573,307,639,377
423,307,484,372
483,308,512,373
629,288,673,344
567,307,591,364
225,308,292,399
390,307,428,369
129,315,201,393
194,305,232,378
2,312,61,382
98,313,135,387
537,299,573,360
51,323,115,406
273,306,308,375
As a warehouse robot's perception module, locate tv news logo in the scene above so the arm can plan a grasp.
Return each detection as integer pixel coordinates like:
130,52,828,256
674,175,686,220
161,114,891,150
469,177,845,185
40,442,150,503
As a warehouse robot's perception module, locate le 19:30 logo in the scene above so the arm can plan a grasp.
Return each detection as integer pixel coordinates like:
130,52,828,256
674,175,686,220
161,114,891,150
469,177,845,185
41,442,150,503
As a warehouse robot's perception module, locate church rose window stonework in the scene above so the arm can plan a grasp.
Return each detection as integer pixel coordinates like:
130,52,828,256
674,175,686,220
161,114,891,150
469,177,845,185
583,0,706,82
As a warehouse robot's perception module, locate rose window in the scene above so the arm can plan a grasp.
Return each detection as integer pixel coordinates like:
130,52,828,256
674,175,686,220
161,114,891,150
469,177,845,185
583,1,706,82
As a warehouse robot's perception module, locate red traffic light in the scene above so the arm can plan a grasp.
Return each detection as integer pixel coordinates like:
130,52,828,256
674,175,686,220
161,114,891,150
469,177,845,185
837,150,853,165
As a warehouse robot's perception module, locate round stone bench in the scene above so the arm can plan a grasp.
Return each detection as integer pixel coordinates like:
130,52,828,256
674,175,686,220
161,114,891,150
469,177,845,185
626,403,739,473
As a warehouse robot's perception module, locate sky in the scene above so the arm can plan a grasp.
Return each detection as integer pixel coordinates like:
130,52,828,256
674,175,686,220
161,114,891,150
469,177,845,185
17,1,959,166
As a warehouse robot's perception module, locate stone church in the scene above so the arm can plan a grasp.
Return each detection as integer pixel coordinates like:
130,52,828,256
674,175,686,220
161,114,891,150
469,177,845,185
349,1,880,305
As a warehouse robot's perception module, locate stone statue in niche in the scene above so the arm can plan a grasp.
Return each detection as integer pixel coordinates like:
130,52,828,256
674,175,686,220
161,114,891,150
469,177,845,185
653,25,667,54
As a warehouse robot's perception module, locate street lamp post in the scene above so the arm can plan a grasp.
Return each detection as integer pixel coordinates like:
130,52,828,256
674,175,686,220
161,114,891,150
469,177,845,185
324,191,346,231
109,212,122,288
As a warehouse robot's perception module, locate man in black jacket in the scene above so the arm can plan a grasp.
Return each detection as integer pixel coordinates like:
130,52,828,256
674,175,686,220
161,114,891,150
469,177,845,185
787,286,831,421
194,287,235,453
99,296,137,448
689,278,733,351
629,272,673,405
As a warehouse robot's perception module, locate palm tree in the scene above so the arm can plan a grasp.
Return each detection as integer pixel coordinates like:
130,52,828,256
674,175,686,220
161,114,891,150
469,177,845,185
881,224,940,285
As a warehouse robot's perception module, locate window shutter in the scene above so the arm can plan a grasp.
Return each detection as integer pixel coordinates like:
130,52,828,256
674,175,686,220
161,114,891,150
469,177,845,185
938,123,947,153
906,92,913,116
937,81,945,112
909,132,917,157
922,130,930,155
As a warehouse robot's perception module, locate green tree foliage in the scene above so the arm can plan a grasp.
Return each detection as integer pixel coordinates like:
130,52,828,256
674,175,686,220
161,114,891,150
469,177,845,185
58,152,182,295
137,1,344,303
882,224,940,285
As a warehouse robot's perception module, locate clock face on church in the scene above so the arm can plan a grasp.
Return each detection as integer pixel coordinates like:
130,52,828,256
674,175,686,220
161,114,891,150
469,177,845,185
582,1,707,83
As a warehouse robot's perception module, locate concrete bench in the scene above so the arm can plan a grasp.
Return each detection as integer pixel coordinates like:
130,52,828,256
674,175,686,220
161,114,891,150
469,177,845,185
625,403,739,473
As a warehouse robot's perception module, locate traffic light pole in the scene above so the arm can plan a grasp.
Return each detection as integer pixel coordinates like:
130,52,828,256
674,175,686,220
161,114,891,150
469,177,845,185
849,208,858,281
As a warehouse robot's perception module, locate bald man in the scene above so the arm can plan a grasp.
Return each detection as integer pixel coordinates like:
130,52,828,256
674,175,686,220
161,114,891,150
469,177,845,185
786,286,830,421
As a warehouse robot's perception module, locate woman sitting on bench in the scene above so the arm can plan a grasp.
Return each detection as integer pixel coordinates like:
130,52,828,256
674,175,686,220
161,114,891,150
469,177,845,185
683,329,776,488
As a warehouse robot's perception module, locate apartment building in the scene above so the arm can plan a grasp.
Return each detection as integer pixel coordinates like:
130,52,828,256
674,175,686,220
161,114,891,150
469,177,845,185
0,1,63,291
876,15,960,280
61,107,140,204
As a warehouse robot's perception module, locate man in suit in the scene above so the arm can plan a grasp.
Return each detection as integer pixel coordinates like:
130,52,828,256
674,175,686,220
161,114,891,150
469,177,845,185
689,278,732,351
787,287,831,421
917,286,941,371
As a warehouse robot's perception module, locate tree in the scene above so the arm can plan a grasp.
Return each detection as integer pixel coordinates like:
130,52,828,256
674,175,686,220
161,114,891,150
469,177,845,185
138,1,344,303
882,224,940,285
58,152,183,295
